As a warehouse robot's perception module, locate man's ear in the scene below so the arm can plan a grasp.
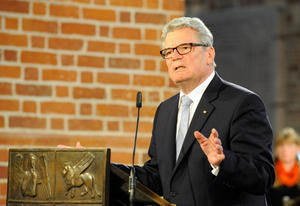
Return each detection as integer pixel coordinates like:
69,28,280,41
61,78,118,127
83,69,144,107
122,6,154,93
207,46,215,65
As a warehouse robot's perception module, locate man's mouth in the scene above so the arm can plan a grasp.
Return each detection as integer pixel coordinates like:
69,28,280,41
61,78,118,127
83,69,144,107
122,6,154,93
175,66,185,71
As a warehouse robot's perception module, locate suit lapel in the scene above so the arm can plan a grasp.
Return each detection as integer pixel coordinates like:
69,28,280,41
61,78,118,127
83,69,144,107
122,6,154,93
171,73,223,175
161,94,179,172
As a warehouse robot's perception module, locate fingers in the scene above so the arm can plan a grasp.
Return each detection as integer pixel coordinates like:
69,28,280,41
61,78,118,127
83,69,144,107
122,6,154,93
194,131,207,144
76,141,83,148
56,144,71,148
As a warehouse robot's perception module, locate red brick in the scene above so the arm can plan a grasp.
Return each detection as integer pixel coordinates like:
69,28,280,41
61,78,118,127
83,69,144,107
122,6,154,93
5,17,18,30
0,65,20,78
109,57,140,69
0,183,7,199
73,87,105,99
97,72,129,84
80,104,92,115
123,121,153,133
144,59,156,71
51,118,64,130
107,121,119,131
41,102,75,114
9,116,46,129
94,0,106,4
83,8,116,21
0,82,12,95
163,0,185,11
43,69,77,82
81,72,93,83
4,50,17,61
135,12,167,24
23,101,37,113
96,104,128,117
0,33,27,47
62,23,95,36
149,91,160,102
0,0,29,13
160,60,168,72
21,51,57,65
16,84,52,96
87,41,115,53
169,14,183,21
112,27,141,40
110,0,143,7
49,38,83,50
100,26,109,37
56,86,69,97
0,166,8,178
0,149,8,162
145,28,157,40
147,0,159,8
164,90,177,99
69,119,103,131
119,43,130,53
169,78,176,87
33,2,46,15
25,67,38,80
120,11,130,22
73,0,90,3
50,4,79,18
132,105,156,117
23,19,57,33
78,55,105,68
111,89,138,101
0,116,4,128
0,100,19,111
31,36,45,48
111,152,131,164
134,74,165,86
61,55,74,66
135,44,161,56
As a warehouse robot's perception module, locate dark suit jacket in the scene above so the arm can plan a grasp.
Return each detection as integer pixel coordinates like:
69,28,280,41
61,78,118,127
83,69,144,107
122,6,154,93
135,73,275,206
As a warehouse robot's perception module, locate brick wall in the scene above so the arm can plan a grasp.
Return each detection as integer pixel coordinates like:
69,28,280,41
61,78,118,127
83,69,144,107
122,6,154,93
0,0,185,203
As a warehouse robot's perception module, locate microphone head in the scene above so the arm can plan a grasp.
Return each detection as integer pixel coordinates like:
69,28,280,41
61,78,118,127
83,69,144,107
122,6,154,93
136,91,142,108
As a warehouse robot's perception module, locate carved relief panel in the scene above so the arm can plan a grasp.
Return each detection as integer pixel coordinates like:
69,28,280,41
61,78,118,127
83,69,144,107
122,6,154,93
7,148,110,206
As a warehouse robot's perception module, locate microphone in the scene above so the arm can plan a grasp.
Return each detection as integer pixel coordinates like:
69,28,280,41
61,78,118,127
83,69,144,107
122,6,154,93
129,91,142,206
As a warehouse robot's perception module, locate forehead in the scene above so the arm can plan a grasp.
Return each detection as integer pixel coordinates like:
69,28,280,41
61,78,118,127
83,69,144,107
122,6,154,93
164,28,198,48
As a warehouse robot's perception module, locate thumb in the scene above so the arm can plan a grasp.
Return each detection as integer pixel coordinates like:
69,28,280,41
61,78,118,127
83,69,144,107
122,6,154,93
194,131,207,144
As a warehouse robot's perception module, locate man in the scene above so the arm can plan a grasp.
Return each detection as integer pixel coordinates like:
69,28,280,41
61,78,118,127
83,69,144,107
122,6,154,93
123,17,275,206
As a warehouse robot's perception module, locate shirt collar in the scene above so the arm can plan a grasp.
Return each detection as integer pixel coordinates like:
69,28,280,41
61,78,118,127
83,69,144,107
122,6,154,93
179,70,215,106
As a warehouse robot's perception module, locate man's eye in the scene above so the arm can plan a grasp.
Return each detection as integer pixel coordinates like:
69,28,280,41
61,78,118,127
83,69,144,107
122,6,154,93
181,46,190,50
165,50,172,56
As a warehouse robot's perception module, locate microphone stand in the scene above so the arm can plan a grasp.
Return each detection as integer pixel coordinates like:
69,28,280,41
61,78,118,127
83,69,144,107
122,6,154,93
129,91,142,206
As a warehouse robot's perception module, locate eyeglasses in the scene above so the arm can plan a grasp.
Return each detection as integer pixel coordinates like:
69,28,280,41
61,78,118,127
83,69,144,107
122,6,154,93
160,43,209,59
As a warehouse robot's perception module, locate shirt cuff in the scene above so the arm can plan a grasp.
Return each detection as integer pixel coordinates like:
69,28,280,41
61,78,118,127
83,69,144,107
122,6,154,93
210,164,220,176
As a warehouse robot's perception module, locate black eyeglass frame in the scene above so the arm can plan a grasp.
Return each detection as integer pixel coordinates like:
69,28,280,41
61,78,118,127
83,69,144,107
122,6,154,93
160,42,209,59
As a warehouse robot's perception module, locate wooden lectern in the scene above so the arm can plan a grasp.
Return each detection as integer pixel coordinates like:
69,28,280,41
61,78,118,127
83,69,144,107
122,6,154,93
6,148,174,206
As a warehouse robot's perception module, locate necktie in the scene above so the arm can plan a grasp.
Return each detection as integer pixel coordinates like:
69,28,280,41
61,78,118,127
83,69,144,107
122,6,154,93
176,95,193,160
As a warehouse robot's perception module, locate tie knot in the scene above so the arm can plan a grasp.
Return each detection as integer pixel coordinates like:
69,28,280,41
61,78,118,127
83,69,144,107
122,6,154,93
181,95,193,107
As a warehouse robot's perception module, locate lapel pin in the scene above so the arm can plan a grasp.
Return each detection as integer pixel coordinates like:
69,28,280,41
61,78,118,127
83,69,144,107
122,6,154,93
203,110,207,114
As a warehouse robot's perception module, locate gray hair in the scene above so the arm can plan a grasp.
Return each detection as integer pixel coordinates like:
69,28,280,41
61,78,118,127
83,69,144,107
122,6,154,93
161,17,216,67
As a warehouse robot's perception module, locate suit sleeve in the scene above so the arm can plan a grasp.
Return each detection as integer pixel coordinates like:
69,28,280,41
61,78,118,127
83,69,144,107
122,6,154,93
216,93,275,195
134,104,163,195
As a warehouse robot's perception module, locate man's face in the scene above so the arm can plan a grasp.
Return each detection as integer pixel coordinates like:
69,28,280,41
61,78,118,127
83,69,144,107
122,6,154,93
164,28,215,93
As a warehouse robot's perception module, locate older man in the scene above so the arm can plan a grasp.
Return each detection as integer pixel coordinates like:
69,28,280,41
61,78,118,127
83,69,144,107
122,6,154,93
127,17,275,206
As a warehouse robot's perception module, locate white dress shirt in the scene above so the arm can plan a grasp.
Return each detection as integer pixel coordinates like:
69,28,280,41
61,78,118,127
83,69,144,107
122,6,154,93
176,70,219,176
